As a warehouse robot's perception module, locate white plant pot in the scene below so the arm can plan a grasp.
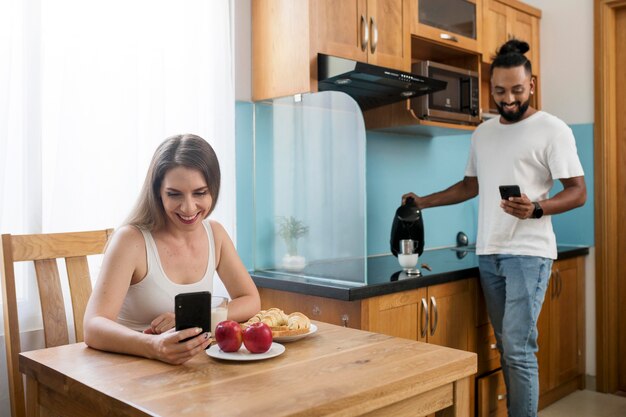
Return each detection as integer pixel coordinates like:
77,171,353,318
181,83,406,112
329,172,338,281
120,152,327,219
282,254,306,272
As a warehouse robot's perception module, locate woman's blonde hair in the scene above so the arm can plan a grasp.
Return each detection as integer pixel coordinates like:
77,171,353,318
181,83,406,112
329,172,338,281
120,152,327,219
124,134,221,230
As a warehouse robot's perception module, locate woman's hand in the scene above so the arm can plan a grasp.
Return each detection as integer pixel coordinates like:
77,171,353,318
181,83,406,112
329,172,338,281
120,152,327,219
149,327,212,365
144,312,176,334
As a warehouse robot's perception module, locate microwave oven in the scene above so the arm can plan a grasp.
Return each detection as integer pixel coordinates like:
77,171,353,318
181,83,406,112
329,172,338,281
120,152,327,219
410,61,480,125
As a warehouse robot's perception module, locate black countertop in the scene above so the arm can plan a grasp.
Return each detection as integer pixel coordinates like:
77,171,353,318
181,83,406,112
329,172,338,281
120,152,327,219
250,245,589,301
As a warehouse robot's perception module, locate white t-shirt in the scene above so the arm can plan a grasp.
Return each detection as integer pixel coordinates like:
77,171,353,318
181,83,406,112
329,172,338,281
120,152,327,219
465,111,584,259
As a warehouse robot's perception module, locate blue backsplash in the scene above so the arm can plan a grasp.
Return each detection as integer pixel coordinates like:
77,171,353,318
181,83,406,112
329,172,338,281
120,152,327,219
236,101,594,268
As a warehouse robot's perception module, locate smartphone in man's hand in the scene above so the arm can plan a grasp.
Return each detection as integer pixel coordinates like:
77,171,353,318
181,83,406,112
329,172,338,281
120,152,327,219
175,291,211,346
499,185,522,200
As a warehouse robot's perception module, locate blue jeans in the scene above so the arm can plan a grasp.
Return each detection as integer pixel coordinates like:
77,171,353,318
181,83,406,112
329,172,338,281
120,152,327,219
478,255,553,417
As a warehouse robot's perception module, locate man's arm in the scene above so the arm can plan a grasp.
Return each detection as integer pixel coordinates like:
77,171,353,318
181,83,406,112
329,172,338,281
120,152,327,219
402,176,478,209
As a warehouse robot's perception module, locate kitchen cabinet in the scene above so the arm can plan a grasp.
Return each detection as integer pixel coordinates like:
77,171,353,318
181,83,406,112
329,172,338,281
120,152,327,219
253,0,542,136
315,0,411,71
477,370,507,417
259,279,476,352
537,256,586,409
482,0,540,74
257,287,363,329
412,0,483,53
252,0,311,101
362,278,476,352
252,0,411,102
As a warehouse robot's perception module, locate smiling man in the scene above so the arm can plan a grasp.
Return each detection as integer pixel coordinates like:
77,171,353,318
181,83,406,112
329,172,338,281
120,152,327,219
402,39,586,417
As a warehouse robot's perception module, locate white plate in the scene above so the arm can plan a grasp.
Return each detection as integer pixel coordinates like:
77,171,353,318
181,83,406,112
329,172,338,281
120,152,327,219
206,342,285,361
272,323,318,343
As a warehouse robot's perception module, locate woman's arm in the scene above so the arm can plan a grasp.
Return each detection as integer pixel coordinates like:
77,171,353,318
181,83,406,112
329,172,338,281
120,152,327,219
211,221,261,322
83,226,210,364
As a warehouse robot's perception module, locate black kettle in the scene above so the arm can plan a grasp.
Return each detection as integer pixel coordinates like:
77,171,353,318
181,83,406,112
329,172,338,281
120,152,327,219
390,197,425,257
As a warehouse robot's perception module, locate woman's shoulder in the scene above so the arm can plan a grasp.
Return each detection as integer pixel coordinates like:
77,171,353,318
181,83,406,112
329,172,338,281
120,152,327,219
108,225,146,254
206,219,225,233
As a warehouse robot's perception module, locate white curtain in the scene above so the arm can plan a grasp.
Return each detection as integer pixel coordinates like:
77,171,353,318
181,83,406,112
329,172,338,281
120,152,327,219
0,0,234,412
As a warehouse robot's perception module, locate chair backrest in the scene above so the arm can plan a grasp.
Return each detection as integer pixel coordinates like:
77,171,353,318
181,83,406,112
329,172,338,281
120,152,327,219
0,229,112,417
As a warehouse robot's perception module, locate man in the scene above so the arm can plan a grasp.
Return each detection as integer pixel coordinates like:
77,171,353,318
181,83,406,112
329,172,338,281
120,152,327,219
402,39,586,417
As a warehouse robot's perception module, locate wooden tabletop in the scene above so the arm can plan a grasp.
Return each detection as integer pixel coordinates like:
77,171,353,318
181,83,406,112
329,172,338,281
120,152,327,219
20,322,476,417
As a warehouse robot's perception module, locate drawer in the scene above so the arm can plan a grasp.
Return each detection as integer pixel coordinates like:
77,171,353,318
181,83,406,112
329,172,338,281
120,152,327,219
477,370,508,417
257,288,361,328
477,324,501,375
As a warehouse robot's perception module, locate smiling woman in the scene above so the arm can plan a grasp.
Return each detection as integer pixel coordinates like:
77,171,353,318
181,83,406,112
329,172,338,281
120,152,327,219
83,135,260,364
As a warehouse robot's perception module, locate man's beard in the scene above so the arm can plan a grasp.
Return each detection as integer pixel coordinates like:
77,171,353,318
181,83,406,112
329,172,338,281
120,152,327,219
495,97,531,122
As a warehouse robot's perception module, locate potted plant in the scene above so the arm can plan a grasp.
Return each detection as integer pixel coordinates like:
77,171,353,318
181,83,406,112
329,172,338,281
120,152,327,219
277,216,309,271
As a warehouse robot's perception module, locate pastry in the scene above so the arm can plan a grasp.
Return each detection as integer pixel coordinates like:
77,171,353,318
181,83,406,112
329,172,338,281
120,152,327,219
241,308,311,337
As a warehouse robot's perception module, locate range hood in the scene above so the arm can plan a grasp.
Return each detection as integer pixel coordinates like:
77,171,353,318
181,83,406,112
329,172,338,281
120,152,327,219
317,54,447,111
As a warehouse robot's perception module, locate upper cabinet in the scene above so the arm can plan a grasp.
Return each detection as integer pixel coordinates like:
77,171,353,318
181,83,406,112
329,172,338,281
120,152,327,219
252,0,312,101
412,0,482,53
482,0,541,75
252,0,542,133
314,0,411,71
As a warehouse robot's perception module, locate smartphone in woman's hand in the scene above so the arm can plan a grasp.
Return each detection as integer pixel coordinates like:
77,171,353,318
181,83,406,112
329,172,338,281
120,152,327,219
175,291,211,345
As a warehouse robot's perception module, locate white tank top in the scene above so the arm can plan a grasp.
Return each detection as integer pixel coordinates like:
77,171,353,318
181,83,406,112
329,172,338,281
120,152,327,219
117,221,215,331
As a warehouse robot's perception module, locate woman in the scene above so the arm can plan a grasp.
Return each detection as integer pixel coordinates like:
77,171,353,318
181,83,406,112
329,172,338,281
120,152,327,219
84,134,260,364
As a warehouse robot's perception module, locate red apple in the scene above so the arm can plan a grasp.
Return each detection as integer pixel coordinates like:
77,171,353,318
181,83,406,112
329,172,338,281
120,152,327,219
243,322,273,353
214,320,243,352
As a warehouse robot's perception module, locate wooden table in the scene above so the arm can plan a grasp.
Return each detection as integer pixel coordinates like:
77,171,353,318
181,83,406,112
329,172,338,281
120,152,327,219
20,322,476,417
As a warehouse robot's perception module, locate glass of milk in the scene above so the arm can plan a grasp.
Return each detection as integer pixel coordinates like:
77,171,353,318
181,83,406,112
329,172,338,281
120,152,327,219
210,296,229,335
398,239,419,272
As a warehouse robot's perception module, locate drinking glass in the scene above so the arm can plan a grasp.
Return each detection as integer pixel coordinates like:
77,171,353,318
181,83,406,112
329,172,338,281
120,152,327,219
211,296,229,335
398,239,419,275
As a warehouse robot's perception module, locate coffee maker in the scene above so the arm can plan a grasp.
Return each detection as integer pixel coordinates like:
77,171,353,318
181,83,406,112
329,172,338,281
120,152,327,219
390,197,424,257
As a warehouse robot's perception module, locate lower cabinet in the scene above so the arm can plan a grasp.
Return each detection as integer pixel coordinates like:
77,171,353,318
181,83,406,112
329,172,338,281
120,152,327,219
258,278,477,353
477,370,507,417
537,256,586,408
360,279,477,352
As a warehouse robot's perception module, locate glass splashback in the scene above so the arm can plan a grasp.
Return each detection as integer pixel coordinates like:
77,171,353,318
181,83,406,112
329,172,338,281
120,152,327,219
253,91,367,284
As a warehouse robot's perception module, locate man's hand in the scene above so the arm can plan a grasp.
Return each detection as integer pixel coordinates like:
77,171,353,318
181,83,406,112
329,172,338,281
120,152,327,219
500,193,535,219
401,192,423,207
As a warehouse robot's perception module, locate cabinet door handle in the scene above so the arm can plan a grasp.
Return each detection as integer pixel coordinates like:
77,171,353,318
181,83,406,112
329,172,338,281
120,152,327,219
370,17,378,53
360,15,369,51
440,33,459,42
341,314,349,327
497,394,507,401
430,296,438,337
420,298,428,338
489,343,497,350
557,269,562,298
550,270,556,299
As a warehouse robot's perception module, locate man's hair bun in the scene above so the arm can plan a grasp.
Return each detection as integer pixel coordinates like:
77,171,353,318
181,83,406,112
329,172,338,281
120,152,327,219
497,39,530,56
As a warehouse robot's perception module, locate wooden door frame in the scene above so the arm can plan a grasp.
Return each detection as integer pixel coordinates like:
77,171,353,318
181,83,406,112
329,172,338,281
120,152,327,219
594,0,626,393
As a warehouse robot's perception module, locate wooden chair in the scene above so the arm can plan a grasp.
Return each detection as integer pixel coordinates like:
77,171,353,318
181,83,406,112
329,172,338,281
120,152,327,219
0,229,113,417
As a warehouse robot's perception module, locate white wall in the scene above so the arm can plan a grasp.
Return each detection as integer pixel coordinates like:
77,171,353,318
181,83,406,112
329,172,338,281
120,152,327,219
524,0,594,125
234,0,251,102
